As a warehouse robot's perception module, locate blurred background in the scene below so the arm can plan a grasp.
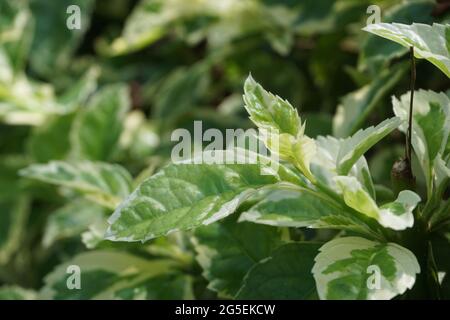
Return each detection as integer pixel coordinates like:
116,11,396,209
0,0,449,299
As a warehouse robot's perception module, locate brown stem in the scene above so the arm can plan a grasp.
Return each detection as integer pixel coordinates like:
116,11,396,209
406,46,416,164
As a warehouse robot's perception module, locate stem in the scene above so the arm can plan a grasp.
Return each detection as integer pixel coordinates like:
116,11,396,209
406,46,416,164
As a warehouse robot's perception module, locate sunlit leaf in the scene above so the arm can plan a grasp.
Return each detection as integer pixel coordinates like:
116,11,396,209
364,23,450,78
337,117,402,175
334,176,420,230
106,149,301,242
239,184,379,238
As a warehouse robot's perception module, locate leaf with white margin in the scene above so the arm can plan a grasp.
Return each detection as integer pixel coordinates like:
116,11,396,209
0,67,98,125
378,190,421,231
99,0,255,56
311,136,375,197
106,149,302,242
243,75,302,136
292,135,317,182
265,132,317,182
82,219,108,249
435,156,450,192
312,237,420,300
393,90,450,194
337,117,402,175
363,23,450,78
19,161,132,209
239,184,382,240
334,176,420,230
39,250,176,299
359,1,434,73
42,199,105,248
243,75,318,181
0,76,60,125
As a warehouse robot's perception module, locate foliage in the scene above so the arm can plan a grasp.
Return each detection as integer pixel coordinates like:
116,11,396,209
0,0,449,300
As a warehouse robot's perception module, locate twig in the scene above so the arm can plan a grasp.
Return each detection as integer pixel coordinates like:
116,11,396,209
406,46,416,163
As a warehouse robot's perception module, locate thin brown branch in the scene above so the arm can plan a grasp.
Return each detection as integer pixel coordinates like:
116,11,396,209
406,46,416,164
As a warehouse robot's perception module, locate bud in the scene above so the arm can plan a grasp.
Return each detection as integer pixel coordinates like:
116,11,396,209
391,158,415,194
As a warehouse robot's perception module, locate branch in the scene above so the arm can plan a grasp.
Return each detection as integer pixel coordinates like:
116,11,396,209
406,46,416,165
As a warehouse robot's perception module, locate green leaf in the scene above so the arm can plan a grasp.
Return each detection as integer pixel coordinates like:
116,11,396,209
19,161,132,209
106,149,300,242
0,197,29,264
265,133,317,182
236,242,321,299
125,112,160,159
71,84,130,161
239,184,379,238
42,199,104,247
334,176,420,230
292,135,317,182
193,218,283,298
312,237,420,300
378,191,421,230
98,0,168,56
0,286,36,300
0,75,59,125
337,117,402,175
40,250,176,299
310,136,374,195
99,0,284,56
393,90,450,194
243,75,302,136
364,23,450,78
333,63,407,138
0,67,97,126
29,0,95,77
359,1,434,73
0,0,34,74
81,220,108,249
244,75,317,181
